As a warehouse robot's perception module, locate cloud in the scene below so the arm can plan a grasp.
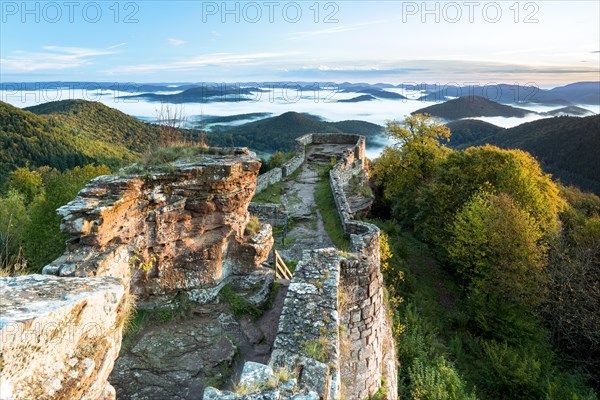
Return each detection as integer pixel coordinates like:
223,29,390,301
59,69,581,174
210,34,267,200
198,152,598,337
591,51,600,54
167,38,185,46
282,59,600,82
0,46,115,72
107,52,301,74
107,43,127,50
287,20,387,40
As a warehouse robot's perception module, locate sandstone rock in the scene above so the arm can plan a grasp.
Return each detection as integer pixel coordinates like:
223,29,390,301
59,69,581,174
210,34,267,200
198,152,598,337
42,149,271,307
0,274,126,400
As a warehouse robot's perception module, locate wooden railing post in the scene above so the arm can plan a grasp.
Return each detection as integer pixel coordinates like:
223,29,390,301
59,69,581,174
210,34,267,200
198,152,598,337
273,250,293,280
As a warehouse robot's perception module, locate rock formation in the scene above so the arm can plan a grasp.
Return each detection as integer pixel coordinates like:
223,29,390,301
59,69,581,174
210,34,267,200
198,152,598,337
43,148,273,307
0,275,126,400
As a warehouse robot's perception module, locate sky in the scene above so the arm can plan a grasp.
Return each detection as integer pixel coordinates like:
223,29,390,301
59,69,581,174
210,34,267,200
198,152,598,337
1,1,599,86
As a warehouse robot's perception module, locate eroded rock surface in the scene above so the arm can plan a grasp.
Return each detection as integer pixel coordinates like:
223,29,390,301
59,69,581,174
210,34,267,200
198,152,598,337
43,149,271,308
0,274,126,400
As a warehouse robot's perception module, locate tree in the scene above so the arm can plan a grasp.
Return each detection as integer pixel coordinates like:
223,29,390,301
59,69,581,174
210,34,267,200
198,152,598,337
372,114,452,224
448,192,548,339
23,164,111,271
7,166,45,204
0,190,29,274
414,145,565,251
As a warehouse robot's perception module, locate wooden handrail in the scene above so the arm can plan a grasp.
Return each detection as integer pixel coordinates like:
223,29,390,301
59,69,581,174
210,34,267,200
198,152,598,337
273,250,293,280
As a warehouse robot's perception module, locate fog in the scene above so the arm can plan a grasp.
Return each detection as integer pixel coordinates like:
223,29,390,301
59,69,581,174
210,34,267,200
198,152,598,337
2,87,597,159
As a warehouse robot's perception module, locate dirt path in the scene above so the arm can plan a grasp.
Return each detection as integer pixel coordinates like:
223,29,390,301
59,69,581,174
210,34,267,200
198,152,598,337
276,144,353,262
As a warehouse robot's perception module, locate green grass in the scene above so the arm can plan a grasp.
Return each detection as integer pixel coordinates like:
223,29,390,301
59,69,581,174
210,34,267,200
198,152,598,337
245,215,261,236
219,284,263,319
121,293,193,351
251,180,285,204
120,143,211,174
314,172,351,250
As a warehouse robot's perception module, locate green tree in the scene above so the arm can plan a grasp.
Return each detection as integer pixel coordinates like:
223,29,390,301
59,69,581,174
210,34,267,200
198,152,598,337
448,192,548,338
372,114,451,223
24,164,110,271
7,166,45,204
0,190,29,273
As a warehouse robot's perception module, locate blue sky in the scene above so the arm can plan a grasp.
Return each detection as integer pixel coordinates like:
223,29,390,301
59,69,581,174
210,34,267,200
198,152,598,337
1,1,599,85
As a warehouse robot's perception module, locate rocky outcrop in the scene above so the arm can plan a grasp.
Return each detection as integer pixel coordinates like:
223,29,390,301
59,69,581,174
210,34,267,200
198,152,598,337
43,148,272,307
0,274,127,400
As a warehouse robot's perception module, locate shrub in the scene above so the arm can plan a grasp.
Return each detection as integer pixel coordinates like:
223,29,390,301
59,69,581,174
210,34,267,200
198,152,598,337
409,358,477,400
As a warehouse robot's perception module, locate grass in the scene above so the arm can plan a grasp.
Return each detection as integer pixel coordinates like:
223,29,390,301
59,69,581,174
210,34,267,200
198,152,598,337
314,170,351,250
252,180,286,204
285,259,299,273
219,284,263,319
300,334,331,363
245,215,262,236
120,293,194,351
120,142,210,175
252,163,305,204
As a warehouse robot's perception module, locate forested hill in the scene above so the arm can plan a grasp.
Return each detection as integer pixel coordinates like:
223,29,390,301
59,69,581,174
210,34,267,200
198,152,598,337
451,115,600,194
24,100,164,152
413,96,533,120
0,100,165,186
207,111,383,152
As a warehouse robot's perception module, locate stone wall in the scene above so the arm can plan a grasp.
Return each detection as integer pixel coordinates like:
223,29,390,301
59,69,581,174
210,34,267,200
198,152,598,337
42,148,273,307
248,203,288,227
204,248,342,400
256,167,282,193
0,275,126,400
206,134,397,399
328,138,398,399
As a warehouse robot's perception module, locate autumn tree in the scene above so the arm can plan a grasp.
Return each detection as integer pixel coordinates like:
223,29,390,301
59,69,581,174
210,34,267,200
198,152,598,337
372,114,451,222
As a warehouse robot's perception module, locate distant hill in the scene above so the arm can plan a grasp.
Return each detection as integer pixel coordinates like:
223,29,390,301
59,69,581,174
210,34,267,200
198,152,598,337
207,111,383,152
412,96,533,120
338,95,377,103
1,100,167,186
124,86,268,103
416,82,600,105
452,115,600,194
541,106,595,117
544,82,600,105
342,87,407,100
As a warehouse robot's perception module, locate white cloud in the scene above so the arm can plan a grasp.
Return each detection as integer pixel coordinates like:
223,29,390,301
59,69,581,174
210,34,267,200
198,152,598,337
108,52,302,74
287,20,387,40
0,46,115,72
107,43,127,50
167,38,185,46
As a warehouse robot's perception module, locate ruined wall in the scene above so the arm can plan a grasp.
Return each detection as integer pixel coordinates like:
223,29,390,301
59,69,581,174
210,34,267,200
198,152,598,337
328,138,397,399
248,203,288,227
43,148,272,307
207,134,397,400
0,275,126,400
204,248,342,400
255,167,282,193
